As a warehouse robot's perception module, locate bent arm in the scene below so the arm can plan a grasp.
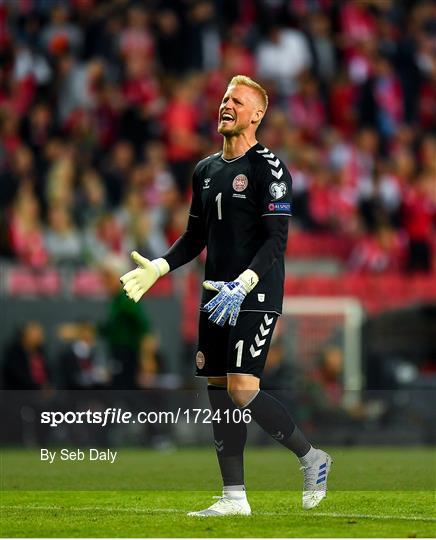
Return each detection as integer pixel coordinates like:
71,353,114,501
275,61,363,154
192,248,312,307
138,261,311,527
248,216,289,279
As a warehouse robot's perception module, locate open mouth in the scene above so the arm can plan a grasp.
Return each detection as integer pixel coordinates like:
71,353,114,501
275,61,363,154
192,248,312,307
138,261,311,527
221,112,235,123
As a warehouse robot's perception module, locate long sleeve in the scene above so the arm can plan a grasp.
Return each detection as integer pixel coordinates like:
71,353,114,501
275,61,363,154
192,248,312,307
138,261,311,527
248,216,289,279
247,150,292,280
163,165,206,271
163,213,206,271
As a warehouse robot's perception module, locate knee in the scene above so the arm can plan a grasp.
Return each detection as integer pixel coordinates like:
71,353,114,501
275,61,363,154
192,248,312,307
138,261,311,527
228,389,254,408
227,378,259,408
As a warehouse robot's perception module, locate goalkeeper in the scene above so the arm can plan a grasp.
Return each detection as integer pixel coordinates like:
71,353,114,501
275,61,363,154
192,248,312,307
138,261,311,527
121,75,332,516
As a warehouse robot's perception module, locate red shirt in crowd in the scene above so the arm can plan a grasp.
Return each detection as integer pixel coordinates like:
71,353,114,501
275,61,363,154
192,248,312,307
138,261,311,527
308,173,357,231
8,214,49,268
402,185,436,242
419,79,436,130
288,92,326,141
340,3,377,50
122,74,159,109
349,230,406,273
329,80,358,137
163,96,200,162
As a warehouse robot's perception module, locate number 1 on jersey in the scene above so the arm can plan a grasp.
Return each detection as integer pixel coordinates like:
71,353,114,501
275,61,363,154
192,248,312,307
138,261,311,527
235,340,244,367
215,192,222,220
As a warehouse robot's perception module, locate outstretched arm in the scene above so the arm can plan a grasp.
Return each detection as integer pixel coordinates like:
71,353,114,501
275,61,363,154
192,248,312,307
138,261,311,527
162,213,206,271
121,170,206,302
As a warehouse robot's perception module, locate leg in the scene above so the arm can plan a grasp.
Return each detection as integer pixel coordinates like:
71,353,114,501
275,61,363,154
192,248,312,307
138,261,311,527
227,373,311,457
226,312,332,510
227,372,332,510
225,313,311,458
188,376,251,516
188,316,250,516
207,376,247,491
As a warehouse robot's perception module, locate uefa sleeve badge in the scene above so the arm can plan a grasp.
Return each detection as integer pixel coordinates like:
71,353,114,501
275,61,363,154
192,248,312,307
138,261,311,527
269,181,287,200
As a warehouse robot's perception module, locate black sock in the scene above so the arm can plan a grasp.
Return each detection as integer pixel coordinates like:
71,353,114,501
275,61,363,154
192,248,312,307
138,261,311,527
208,385,247,487
245,390,311,457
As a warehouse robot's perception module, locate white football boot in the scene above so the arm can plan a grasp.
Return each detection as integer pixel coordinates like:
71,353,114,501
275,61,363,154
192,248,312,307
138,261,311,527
187,495,251,517
300,449,332,510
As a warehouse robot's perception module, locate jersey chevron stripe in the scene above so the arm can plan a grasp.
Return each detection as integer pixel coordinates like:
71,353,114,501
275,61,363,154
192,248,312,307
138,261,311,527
256,146,284,180
271,168,283,179
268,158,280,167
249,312,276,357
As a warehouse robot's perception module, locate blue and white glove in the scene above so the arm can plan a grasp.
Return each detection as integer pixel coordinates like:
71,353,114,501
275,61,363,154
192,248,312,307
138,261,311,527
203,269,259,327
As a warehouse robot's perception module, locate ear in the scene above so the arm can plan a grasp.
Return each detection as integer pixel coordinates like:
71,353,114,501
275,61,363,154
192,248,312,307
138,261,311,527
252,108,264,124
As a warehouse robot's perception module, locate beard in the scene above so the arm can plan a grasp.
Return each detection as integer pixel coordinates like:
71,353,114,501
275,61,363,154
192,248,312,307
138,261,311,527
217,119,249,137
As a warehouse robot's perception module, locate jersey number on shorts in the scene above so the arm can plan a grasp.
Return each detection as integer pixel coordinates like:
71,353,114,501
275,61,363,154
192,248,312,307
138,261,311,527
235,339,244,367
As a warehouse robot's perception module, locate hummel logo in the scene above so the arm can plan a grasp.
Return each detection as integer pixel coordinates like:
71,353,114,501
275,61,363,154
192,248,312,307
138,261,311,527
259,323,270,337
214,439,224,452
257,148,285,181
203,178,211,189
271,169,283,179
250,345,262,357
249,315,274,357
267,158,280,168
273,431,284,441
255,334,266,347
264,314,274,325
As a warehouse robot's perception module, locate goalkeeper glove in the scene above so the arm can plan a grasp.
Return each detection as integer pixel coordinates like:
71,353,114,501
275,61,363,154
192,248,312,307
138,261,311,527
120,251,169,303
203,269,259,327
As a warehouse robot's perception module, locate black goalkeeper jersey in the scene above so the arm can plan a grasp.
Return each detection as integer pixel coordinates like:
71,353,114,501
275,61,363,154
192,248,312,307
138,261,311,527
190,143,292,314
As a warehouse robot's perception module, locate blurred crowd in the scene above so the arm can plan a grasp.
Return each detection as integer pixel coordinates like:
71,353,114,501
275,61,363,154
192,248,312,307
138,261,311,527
2,256,167,392
0,0,435,275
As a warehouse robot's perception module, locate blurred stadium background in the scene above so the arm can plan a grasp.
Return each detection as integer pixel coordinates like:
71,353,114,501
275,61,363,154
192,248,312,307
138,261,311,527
0,0,435,450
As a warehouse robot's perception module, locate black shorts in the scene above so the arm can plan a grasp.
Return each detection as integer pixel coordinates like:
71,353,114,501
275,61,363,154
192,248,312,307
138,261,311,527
195,311,278,378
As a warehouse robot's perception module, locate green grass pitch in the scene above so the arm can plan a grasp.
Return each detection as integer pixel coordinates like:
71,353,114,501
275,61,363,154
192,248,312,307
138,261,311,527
1,447,435,537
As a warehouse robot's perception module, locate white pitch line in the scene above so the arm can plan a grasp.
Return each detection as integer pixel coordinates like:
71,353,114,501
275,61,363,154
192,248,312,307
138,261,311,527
257,511,436,522
3,505,436,523
303,511,436,523
3,505,183,515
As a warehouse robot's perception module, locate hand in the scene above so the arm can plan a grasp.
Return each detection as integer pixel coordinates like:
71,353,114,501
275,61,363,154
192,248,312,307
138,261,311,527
120,251,169,302
203,269,258,327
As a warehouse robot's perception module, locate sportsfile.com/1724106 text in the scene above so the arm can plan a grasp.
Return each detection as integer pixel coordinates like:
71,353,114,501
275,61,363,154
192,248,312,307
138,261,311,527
40,408,253,428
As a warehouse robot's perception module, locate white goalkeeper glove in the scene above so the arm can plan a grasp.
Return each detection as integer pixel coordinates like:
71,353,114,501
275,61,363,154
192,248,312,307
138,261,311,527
120,251,169,303
203,269,259,327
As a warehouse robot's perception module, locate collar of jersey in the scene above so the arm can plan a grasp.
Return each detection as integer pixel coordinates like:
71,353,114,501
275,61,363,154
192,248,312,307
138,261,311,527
220,142,260,163
220,152,246,163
